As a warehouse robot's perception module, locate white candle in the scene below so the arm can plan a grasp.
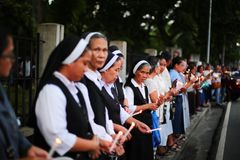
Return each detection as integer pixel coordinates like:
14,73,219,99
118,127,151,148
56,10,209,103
109,131,123,153
131,110,142,117
147,127,162,133
122,122,135,140
48,137,62,159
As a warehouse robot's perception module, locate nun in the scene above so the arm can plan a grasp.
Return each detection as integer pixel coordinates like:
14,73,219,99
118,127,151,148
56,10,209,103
31,34,112,159
82,32,126,159
99,51,151,160
124,60,158,160
108,45,136,114
99,52,150,134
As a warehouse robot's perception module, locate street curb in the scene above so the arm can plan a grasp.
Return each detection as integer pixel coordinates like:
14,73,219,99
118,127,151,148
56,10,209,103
172,107,210,159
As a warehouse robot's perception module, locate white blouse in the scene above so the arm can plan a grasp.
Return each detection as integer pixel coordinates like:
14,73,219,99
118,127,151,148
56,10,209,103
36,72,113,156
125,79,151,110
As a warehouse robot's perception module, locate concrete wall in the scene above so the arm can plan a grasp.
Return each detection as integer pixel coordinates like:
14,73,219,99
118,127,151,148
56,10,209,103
38,23,64,75
144,48,157,56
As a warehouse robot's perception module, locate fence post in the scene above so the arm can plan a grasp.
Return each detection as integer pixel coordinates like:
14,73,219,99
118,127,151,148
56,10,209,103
144,48,157,56
38,23,64,75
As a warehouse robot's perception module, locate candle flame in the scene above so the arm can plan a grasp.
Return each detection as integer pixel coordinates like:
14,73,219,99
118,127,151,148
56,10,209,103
131,122,135,127
55,138,62,145
119,131,123,135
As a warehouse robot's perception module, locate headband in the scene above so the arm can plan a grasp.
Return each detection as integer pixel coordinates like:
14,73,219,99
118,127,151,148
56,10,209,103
133,60,149,74
99,55,119,72
62,32,103,64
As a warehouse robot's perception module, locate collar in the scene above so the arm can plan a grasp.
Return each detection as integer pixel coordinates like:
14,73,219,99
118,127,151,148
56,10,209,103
53,71,78,94
100,79,115,88
131,78,145,88
85,69,102,89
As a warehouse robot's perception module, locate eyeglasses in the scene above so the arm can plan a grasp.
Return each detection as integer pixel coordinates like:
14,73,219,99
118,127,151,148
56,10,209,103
0,53,15,60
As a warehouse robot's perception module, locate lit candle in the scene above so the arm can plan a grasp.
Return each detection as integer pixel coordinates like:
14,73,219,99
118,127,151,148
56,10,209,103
109,131,123,153
48,137,62,159
131,110,142,117
147,127,162,133
122,122,135,140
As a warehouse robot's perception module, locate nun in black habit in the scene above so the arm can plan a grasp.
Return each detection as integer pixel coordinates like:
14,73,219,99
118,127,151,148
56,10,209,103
124,60,158,160
30,33,111,160
99,50,152,160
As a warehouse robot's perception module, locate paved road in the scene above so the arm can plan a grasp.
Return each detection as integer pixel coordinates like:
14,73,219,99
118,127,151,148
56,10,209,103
223,100,240,160
160,106,223,160
176,107,223,160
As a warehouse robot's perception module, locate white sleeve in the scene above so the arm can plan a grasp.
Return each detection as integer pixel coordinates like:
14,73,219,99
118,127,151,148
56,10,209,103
144,79,157,94
120,106,130,125
35,85,77,155
124,86,137,113
76,83,112,142
105,108,115,135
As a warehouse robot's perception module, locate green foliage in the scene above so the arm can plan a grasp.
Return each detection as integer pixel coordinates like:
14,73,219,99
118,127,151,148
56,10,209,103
0,0,36,36
1,0,240,64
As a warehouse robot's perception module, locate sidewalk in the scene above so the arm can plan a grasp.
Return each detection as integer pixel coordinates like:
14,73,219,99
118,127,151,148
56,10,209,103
159,105,214,160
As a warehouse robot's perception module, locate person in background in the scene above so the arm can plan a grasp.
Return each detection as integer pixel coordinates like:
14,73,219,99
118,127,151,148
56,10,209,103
145,56,169,157
169,57,186,140
186,62,198,115
196,65,208,108
212,65,222,106
203,64,212,105
0,27,48,159
157,52,178,152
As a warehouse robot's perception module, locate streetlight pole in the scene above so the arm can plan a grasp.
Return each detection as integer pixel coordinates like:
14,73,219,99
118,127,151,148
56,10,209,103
206,0,212,63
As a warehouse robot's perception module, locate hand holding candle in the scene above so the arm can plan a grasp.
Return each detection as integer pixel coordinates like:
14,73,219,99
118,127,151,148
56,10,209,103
147,127,162,133
109,131,123,153
131,110,142,117
48,137,62,159
122,122,135,141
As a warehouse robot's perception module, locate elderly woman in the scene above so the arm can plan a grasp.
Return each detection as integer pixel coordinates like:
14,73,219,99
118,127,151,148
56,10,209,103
124,60,158,160
99,51,151,160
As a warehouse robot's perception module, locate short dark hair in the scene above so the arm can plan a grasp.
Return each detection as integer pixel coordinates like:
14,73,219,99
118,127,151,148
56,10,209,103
171,56,184,69
160,51,171,61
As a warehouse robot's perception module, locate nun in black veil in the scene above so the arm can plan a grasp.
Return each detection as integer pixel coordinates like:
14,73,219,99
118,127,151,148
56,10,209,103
29,33,111,159
124,60,158,160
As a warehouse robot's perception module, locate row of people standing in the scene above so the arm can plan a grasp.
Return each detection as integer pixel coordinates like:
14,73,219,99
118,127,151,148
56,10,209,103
31,32,196,160
0,28,229,160
30,32,157,160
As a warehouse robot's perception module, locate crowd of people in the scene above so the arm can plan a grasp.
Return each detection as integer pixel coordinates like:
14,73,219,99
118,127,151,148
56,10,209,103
0,28,231,160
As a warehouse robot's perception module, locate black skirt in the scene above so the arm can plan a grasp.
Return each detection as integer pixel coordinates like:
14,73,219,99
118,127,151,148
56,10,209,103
125,111,153,160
